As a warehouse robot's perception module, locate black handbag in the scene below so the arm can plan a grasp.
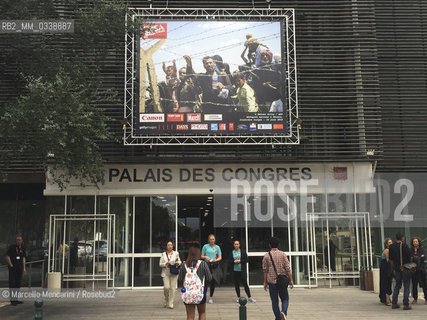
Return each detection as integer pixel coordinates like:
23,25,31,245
268,251,290,290
170,265,180,275
166,252,180,275
400,243,417,276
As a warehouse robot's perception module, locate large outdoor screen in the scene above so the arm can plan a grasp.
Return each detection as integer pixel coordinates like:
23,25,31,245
135,19,288,136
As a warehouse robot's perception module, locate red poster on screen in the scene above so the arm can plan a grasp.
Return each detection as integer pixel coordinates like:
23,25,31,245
142,23,167,39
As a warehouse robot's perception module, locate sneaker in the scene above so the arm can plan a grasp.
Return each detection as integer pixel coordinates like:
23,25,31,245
208,298,213,304
391,304,400,309
236,298,240,303
280,312,287,320
412,299,417,304
168,305,174,309
248,297,256,303
163,302,167,308
403,305,412,310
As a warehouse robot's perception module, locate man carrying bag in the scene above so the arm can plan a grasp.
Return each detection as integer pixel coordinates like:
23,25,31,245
389,232,412,310
262,237,294,320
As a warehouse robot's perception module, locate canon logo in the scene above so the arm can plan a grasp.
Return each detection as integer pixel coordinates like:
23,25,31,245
140,114,165,122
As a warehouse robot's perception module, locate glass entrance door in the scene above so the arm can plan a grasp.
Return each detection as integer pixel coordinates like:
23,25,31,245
308,212,372,287
178,195,242,286
48,213,115,288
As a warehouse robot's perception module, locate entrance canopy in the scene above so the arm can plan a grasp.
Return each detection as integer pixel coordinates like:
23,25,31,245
45,162,375,196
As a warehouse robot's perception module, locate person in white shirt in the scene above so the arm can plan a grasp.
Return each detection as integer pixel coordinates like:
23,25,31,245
159,241,182,309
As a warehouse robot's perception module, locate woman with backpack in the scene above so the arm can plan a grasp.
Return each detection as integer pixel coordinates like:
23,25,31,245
201,234,222,304
159,241,181,309
179,246,212,320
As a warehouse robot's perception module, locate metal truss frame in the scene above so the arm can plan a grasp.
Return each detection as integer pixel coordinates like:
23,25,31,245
124,7,299,145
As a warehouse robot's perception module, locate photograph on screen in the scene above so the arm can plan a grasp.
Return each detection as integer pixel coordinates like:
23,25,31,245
136,20,287,135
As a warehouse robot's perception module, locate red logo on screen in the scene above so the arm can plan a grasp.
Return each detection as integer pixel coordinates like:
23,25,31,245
273,123,284,130
229,123,234,131
167,114,184,122
176,124,189,130
187,113,201,122
140,114,165,122
158,124,173,130
142,23,167,39
219,123,227,131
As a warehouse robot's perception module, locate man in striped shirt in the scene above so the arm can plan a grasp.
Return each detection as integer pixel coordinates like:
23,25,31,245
263,237,294,320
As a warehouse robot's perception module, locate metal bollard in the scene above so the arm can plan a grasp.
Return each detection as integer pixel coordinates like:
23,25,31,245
34,300,43,320
238,297,247,320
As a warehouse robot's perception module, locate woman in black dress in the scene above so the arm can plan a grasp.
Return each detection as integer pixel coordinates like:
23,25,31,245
410,237,427,305
379,238,393,305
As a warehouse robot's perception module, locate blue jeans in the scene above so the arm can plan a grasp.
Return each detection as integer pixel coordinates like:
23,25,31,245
392,270,411,306
268,283,289,319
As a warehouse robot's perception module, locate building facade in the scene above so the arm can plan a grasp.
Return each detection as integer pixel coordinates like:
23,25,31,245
1,0,427,289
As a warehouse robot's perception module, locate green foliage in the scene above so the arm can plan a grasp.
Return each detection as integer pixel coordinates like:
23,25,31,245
0,0,134,188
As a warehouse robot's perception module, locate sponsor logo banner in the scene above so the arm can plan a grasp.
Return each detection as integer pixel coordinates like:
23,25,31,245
140,113,165,122
204,114,223,121
167,114,184,122
157,124,174,130
229,123,234,131
237,124,248,130
273,123,284,130
176,124,189,130
249,123,257,131
139,125,157,130
210,123,219,131
219,123,227,131
142,23,167,39
258,124,273,130
186,113,201,122
191,124,208,130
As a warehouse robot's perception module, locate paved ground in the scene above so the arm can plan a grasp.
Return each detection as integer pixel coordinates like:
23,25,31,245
0,287,426,319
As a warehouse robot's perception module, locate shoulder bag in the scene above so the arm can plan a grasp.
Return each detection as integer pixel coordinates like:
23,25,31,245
268,251,290,290
167,252,180,275
400,243,416,276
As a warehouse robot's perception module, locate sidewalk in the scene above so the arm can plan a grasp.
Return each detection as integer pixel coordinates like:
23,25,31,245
0,287,426,319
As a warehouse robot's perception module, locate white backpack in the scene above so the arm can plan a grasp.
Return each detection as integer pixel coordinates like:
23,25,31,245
181,260,205,304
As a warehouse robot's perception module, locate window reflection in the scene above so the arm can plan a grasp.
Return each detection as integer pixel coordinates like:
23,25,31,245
134,196,176,254
67,196,94,214
110,197,133,254
133,257,162,287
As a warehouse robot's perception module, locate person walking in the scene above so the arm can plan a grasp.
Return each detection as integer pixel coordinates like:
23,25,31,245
159,241,181,309
379,238,393,305
232,240,256,303
410,236,427,305
6,235,26,306
263,237,294,320
201,234,222,304
179,246,212,320
389,232,412,310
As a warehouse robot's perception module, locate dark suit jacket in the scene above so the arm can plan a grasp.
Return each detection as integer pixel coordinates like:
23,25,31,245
389,241,411,271
411,246,426,272
186,65,233,113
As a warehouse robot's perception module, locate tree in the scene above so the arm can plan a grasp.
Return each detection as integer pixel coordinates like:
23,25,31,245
0,0,135,189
